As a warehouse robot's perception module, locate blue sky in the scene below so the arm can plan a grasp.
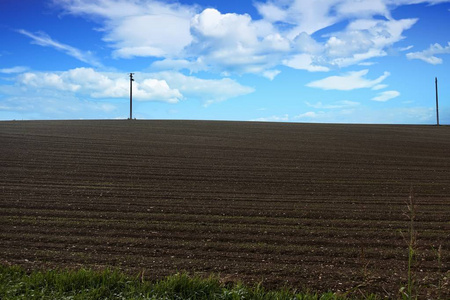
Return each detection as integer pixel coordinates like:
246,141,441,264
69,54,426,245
0,0,449,123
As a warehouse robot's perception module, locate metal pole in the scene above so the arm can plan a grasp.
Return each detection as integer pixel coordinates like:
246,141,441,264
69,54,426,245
130,73,134,120
435,77,439,126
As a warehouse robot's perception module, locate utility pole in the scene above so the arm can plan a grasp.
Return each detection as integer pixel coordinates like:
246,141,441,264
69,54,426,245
129,73,134,120
435,77,439,126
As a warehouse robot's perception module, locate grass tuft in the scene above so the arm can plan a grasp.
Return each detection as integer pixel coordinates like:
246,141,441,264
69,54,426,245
0,264,381,300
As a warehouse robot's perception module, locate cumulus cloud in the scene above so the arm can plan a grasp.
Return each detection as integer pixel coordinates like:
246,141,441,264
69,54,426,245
17,29,102,67
372,90,400,102
16,68,181,103
406,42,450,64
11,68,253,106
187,6,418,72
1,68,255,119
322,18,417,67
306,69,390,91
254,0,438,69
188,8,287,75
49,0,449,76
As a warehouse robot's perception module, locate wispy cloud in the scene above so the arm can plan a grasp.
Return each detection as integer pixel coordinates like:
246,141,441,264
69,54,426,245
0,66,29,74
151,71,255,106
53,0,196,59
306,69,390,91
372,90,400,102
400,45,414,51
372,84,388,90
252,114,289,122
306,100,360,109
292,106,434,124
294,112,319,119
406,42,450,64
17,29,102,67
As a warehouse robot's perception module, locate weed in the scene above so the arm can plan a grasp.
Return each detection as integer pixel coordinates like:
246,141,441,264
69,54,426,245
0,264,382,299
399,187,418,300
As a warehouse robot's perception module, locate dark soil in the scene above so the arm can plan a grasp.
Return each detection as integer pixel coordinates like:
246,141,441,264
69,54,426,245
1,120,449,298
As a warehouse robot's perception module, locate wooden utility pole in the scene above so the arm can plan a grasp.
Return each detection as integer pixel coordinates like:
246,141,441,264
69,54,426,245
129,73,134,120
435,77,439,126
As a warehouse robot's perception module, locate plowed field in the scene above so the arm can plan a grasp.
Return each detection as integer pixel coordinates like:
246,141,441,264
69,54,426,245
1,120,449,297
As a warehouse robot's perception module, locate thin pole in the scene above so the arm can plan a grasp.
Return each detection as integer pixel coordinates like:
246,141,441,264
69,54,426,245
435,77,439,126
130,73,134,120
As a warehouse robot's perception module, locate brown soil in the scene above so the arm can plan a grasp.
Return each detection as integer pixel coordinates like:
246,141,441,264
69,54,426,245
1,120,449,298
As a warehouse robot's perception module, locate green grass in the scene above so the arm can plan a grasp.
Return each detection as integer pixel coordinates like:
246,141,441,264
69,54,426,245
0,264,380,300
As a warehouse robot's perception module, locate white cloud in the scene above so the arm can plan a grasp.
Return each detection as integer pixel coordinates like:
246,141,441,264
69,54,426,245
19,72,81,92
306,100,360,109
294,112,319,119
259,1,419,71
372,84,388,90
254,2,287,23
400,45,414,51
17,29,102,67
406,42,450,64
16,68,182,103
189,8,287,75
262,70,281,80
151,58,206,72
254,0,435,69
306,69,390,91
322,18,417,67
292,32,324,54
1,68,255,118
292,106,434,124
152,71,255,106
252,114,289,122
54,0,196,58
50,0,449,77
0,66,29,74
283,54,330,72
372,90,400,102
12,68,253,106
0,92,118,119
254,0,444,37
250,104,436,125
282,17,419,70
358,62,377,66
